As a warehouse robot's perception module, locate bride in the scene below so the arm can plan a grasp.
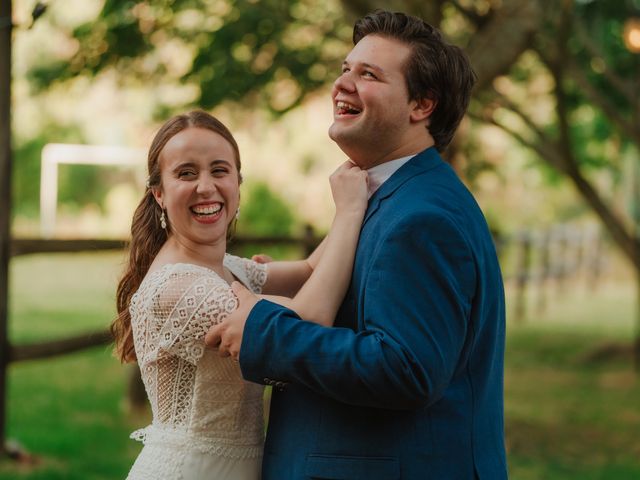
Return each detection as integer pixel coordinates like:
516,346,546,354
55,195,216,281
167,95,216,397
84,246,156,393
111,110,368,479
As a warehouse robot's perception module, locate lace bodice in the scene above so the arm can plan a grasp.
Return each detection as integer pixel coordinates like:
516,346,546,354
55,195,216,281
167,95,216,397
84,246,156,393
129,254,267,460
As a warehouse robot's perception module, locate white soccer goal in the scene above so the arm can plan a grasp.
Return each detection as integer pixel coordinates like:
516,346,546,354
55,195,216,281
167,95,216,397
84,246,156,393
40,143,146,238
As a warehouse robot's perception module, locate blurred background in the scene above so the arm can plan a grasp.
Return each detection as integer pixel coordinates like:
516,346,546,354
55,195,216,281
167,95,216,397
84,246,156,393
1,0,639,478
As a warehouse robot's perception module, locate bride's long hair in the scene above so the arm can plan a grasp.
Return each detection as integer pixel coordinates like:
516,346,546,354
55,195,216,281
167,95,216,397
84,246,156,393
112,111,241,363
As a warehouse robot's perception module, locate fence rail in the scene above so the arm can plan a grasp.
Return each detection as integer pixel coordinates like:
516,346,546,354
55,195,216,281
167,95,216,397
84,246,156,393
9,330,112,363
10,228,321,257
2,223,605,407
7,229,323,365
7,224,604,361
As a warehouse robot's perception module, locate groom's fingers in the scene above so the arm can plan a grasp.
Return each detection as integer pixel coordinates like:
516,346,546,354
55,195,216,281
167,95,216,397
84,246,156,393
206,325,232,357
231,281,260,313
205,323,223,348
231,280,249,299
205,282,257,360
251,254,273,264
205,282,245,348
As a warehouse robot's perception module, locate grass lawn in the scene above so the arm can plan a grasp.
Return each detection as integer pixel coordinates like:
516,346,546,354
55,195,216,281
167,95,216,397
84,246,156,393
0,252,639,479
503,264,640,480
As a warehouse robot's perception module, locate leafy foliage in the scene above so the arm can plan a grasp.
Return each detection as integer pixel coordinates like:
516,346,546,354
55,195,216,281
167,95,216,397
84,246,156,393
16,0,640,270
464,0,640,269
237,180,296,235
29,0,350,116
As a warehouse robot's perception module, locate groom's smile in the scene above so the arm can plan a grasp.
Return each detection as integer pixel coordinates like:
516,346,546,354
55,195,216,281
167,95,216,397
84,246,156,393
335,100,362,116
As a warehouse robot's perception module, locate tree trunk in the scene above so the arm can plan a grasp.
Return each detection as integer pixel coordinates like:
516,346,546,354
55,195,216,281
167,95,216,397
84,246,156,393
465,0,542,92
0,0,12,456
339,0,445,26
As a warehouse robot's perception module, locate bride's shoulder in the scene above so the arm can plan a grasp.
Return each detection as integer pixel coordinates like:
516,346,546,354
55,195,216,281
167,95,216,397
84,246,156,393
136,263,227,300
224,254,267,294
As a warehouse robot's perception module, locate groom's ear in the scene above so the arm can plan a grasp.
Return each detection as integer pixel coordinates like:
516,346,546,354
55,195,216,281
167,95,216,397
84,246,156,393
410,97,436,123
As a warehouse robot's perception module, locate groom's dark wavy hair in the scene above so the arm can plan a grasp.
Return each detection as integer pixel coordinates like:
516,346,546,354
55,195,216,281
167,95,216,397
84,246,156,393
112,110,241,363
353,10,476,152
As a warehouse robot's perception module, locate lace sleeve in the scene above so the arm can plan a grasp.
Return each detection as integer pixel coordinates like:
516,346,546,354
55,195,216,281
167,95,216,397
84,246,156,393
152,267,238,364
224,254,268,294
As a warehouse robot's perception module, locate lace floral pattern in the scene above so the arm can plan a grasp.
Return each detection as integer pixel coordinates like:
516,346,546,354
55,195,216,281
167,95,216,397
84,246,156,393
127,254,267,479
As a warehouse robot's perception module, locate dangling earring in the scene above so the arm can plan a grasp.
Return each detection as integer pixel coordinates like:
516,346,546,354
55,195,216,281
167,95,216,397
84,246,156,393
160,209,167,229
235,207,240,220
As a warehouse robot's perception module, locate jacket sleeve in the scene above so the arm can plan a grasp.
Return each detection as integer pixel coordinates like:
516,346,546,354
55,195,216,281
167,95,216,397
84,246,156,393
239,213,476,409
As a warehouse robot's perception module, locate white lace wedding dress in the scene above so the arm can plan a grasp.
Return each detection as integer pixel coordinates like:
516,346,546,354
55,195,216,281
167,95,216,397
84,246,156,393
126,254,267,480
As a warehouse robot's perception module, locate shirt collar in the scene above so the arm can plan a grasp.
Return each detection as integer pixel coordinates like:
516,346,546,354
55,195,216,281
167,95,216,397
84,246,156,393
366,154,416,198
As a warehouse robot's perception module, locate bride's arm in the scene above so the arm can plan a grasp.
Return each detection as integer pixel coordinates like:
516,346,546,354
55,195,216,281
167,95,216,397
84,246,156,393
258,237,327,298
261,161,368,327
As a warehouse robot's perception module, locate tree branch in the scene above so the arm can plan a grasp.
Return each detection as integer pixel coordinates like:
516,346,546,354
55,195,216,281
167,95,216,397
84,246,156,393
496,94,560,156
565,57,640,145
471,0,640,270
448,0,485,26
339,0,445,26
473,105,639,270
468,109,562,170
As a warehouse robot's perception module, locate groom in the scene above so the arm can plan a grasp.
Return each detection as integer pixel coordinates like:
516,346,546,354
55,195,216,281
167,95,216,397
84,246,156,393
208,10,507,479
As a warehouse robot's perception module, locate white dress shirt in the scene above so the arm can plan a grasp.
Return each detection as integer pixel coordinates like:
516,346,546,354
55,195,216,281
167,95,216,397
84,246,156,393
366,154,416,198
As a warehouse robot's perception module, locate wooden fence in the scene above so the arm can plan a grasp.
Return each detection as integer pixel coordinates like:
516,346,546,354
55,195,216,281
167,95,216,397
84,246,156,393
1,222,604,406
499,224,604,323
6,226,321,364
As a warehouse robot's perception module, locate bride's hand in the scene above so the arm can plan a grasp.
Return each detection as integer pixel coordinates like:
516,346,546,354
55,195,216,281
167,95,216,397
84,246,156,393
329,160,368,218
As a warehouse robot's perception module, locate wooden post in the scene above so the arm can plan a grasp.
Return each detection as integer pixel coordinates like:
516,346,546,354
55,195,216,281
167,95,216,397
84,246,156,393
513,230,532,323
553,226,569,293
536,230,550,315
0,0,12,456
584,226,603,291
635,262,640,373
302,224,316,257
127,364,148,410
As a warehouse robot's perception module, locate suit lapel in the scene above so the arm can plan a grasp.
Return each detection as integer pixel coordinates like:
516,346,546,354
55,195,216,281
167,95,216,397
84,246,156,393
363,147,443,226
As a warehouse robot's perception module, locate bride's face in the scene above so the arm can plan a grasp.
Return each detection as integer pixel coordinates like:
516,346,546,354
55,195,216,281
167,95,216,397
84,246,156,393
153,127,240,248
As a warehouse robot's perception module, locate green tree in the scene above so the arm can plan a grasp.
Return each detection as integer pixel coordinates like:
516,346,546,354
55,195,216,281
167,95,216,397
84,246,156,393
237,181,296,236
29,0,351,116
20,0,640,292
468,0,640,272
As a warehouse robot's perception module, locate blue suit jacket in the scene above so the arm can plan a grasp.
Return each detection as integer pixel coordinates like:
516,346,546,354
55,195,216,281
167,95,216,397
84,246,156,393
240,147,507,479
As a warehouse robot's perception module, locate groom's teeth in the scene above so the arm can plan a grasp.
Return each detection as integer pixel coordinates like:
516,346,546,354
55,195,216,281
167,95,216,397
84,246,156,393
336,101,361,114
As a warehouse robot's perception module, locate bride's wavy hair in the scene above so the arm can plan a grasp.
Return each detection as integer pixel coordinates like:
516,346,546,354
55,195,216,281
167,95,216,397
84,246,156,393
112,110,242,363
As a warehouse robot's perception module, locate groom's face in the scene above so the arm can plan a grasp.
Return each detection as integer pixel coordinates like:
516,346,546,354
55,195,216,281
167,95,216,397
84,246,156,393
328,34,414,167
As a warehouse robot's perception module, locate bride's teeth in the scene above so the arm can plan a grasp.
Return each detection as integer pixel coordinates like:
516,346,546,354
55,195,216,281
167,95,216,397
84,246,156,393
193,204,222,215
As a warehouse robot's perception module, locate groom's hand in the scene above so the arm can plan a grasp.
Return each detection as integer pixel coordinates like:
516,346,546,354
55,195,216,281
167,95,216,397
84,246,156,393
205,281,259,360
